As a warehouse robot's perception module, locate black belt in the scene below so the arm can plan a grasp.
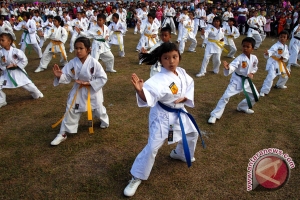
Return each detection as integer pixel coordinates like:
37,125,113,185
294,36,300,40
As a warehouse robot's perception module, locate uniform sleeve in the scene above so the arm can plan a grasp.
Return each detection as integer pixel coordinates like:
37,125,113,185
60,27,68,43
183,73,194,108
224,57,240,76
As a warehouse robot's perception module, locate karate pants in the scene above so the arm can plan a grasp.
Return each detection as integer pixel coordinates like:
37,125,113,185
247,29,262,49
130,131,198,180
39,37,45,48
200,51,221,74
149,63,161,77
225,44,237,58
69,34,77,53
288,39,300,65
210,81,259,119
59,104,109,134
38,47,68,69
20,43,42,58
92,50,115,71
162,17,176,34
179,34,197,54
260,70,288,94
0,82,42,104
110,44,125,57
177,24,183,42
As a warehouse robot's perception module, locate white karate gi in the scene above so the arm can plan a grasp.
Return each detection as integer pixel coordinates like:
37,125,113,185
0,47,42,104
130,67,198,180
177,13,189,42
69,18,88,53
223,25,240,58
193,8,206,36
134,10,148,34
257,15,266,41
179,19,197,54
202,13,215,45
199,26,225,74
108,21,126,57
261,41,289,94
162,7,176,34
136,21,159,50
288,25,300,66
210,54,259,119
222,11,234,27
80,24,115,72
53,55,109,133
36,25,68,70
148,41,163,77
13,19,42,58
247,16,262,49
40,20,54,48
117,10,127,32
62,15,73,36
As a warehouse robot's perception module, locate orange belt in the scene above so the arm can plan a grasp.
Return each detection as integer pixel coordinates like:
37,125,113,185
144,33,157,45
51,40,67,61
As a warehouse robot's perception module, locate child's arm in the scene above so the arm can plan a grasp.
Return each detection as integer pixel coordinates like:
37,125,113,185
131,73,146,102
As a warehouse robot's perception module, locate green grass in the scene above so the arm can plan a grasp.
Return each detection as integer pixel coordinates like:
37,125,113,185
0,29,299,199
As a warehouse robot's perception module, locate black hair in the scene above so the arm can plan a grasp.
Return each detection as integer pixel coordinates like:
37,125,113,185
34,10,39,14
97,13,106,20
147,12,155,19
242,37,256,48
112,13,119,19
0,16,4,21
112,6,117,10
21,12,30,19
278,30,289,38
182,7,188,11
161,24,171,34
47,15,54,19
74,37,91,51
54,16,64,27
213,16,222,24
0,33,14,45
228,17,236,23
189,11,195,16
157,42,181,63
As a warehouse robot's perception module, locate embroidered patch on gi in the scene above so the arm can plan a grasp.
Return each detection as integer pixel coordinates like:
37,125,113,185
51,29,54,32
3,80,7,85
97,30,101,35
1,56,6,63
147,26,150,30
169,82,178,94
211,28,214,31
13,54,18,59
278,48,283,55
70,67,75,75
90,67,94,74
75,104,79,109
242,61,247,68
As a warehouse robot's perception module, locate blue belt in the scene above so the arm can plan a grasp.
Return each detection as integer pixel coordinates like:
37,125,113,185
158,101,205,167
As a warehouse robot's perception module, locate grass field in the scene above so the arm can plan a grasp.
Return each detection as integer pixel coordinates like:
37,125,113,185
0,28,299,199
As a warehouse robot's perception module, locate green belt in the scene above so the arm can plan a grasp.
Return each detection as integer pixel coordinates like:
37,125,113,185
23,30,32,54
6,66,30,87
235,72,258,109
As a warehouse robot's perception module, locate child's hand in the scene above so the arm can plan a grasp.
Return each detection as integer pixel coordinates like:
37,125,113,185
248,73,254,79
6,63,15,69
105,35,109,40
74,26,81,33
131,73,143,92
264,49,269,56
53,64,62,78
75,80,90,86
141,47,147,53
174,97,187,104
223,61,229,70
151,34,157,38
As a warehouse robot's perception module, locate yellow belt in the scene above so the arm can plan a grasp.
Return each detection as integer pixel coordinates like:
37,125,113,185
187,27,192,32
51,40,67,61
52,85,94,134
271,56,290,78
114,32,123,51
144,33,157,45
208,39,228,53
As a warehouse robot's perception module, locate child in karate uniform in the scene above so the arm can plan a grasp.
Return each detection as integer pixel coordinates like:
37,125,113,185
51,37,109,145
260,30,290,96
13,12,42,58
196,16,225,77
138,25,172,77
208,37,259,124
247,10,263,50
136,12,159,52
124,42,204,197
287,19,300,68
108,13,126,57
176,7,189,43
223,18,240,58
69,12,88,53
34,16,68,73
80,14,116,73
0,33,43,108
179,11,197,54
